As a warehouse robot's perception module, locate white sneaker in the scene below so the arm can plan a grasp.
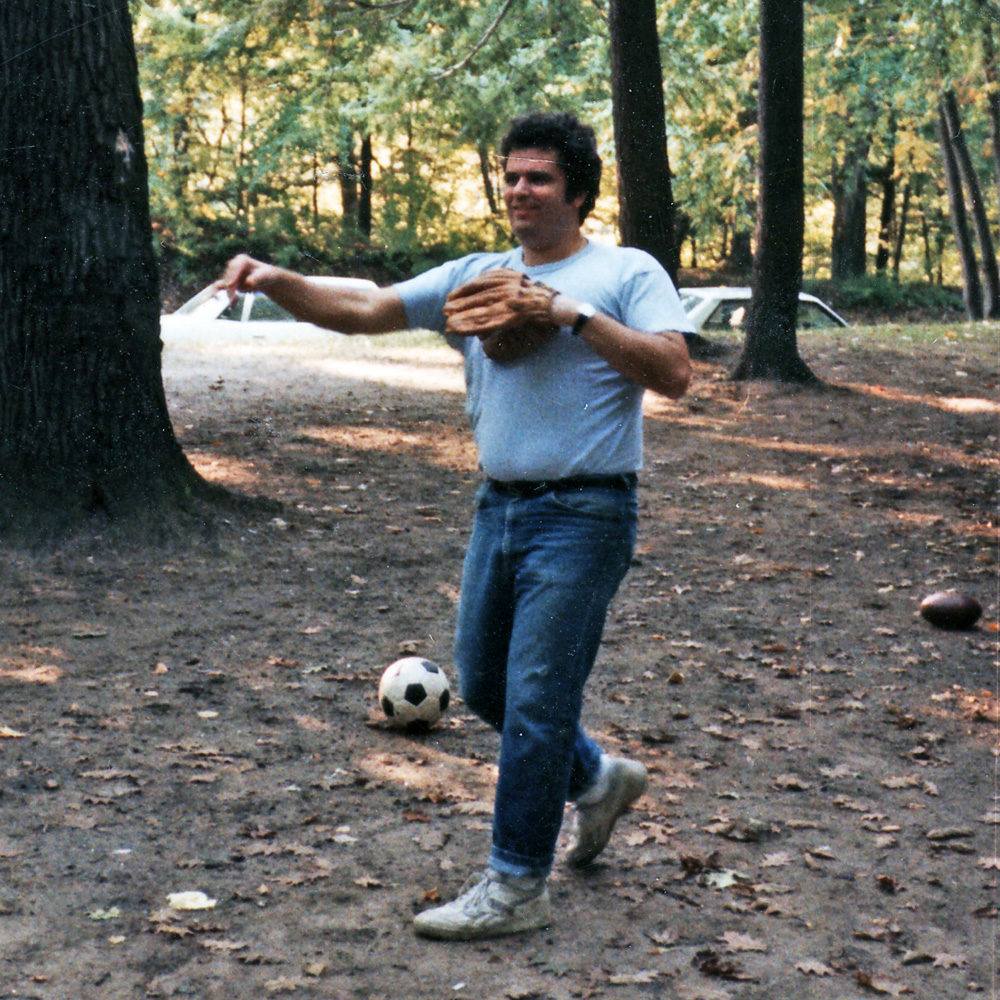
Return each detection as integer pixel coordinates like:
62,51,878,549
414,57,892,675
567,756,648,868
413,868,551,940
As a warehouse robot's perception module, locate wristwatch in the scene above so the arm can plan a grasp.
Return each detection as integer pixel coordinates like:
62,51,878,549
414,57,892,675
570,302,597,336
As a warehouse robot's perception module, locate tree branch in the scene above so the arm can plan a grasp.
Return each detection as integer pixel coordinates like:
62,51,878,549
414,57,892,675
432,0,514,80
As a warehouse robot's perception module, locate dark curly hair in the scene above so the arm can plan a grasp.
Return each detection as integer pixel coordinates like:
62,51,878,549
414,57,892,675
499,112,602,223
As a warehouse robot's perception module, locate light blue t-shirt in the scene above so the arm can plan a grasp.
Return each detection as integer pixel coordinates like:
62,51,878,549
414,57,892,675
394,241,692,482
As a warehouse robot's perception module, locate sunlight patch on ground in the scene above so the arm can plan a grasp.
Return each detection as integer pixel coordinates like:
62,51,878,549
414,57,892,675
186,451,262,488
295,424,477,473
846,381,1000,415
356,743,496,809
0,663,62,684
697,431,1000,472
297,357,464,394
703,471,816,492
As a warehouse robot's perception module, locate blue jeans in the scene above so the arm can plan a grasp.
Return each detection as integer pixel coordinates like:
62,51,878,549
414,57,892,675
454,479,638,879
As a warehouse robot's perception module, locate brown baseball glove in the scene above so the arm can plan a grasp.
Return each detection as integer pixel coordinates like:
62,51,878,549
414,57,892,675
444,268,558,362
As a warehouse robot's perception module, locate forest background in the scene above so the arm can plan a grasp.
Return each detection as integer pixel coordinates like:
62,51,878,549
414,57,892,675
136,0,1000,323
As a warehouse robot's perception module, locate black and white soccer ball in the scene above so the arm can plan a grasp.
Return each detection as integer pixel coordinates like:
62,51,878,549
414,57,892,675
378,657,450,732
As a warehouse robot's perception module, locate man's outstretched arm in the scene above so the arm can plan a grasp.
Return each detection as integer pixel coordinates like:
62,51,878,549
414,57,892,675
217,254,408,335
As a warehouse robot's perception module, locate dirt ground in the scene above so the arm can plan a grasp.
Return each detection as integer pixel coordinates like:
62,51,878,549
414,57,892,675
1,321,997,1000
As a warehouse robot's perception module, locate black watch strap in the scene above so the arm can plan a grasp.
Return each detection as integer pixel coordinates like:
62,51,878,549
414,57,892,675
570,302,596,336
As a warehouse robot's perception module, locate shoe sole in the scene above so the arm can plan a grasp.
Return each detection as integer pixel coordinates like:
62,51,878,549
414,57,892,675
413,897,551,941
567,760,648,868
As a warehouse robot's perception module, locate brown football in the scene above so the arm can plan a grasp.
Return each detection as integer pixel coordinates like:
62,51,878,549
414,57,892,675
919,590,982,630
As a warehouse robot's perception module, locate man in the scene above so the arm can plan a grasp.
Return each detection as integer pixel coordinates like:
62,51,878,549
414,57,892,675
219,111,692,940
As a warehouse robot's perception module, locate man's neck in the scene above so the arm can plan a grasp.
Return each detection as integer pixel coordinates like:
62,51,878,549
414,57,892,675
521,233,588,267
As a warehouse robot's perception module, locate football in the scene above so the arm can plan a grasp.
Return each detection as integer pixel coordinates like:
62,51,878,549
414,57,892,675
378,657,450,731
919,590,982,630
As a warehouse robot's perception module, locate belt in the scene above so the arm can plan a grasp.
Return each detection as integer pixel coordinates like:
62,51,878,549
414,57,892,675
486,473,637,498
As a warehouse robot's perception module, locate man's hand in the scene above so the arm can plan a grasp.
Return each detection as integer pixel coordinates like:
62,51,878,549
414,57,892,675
444,269,558,362
215,254,281,302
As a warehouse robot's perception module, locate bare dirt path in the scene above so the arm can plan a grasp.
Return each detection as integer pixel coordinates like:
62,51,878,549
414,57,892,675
1,323,996,999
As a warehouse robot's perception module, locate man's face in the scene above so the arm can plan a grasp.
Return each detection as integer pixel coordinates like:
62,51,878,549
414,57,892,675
502,148,584,250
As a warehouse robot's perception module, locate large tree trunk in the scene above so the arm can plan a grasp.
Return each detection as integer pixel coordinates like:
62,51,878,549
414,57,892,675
732,0,817,384
0,0,209,538
608,0,680,281
936,97,984,319
940,89,1000,318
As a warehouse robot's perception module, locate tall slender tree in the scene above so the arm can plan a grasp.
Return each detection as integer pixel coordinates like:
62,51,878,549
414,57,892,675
732,0,817,383
608,0,680,280
0,0,212,538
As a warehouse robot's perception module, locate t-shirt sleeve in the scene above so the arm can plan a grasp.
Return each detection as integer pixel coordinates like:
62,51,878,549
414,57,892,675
619,256,695,335
393,260,461,332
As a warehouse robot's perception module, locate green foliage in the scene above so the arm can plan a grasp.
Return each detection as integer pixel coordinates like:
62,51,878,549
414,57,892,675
137,0,997,296
805,275,965,318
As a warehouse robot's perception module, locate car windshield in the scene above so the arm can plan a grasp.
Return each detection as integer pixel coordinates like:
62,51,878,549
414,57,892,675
214,293,296,322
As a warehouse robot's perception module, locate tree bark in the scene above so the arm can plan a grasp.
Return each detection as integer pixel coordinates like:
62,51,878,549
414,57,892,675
608,0,680,281
0,0,209,538
338,129,359,235
478,142,499,216
358,134,373,238
936,97,984,319
830,137,871,280
940,89,1000,318
732,0,817,384
873,118,896,274
892,178,911,279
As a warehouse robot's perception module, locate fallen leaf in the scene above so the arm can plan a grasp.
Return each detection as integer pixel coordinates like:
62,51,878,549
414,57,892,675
0,725,26,739
721,931,766,952
772,772,812,791
760,851,792,868
932,953,967,968
795,959,834,976
201,939,249,953
693,948,754,981
977,856,1000,870
608,969,660,985
87,906,121,921
856,971,912,996
166,891,217,911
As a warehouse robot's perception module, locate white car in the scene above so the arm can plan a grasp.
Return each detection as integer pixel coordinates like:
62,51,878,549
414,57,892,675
160,276,377,341
679,286,848,332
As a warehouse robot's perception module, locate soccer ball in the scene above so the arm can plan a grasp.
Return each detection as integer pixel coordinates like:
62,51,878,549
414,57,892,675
378,657,450,732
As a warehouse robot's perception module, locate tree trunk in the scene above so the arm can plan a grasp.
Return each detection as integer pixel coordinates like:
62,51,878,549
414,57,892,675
732,0,817,384
941,89,1000,318
358,134,373,238
873,118,896,274
936,97,984,319
830,137,870,280
338,128,359,235
478,142,499,216
0,0,209,538
892,178,911,279
873,161,896,274
608,0,680,281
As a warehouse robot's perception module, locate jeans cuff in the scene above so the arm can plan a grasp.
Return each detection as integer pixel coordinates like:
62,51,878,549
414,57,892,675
489,848,551,881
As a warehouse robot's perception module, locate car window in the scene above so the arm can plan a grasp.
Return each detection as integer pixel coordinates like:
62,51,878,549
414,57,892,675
797,302,841,329
680,293,701,311
217,294,246,321
704,301,746,329
249,296,296,322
